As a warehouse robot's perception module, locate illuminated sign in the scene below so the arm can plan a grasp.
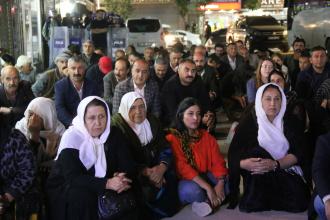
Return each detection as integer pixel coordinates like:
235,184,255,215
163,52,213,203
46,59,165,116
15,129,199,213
199,1,241,10
260,0,284,8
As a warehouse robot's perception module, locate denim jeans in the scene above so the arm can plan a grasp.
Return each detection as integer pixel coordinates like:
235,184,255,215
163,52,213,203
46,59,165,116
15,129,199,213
314,195,327,220
178,172,228,205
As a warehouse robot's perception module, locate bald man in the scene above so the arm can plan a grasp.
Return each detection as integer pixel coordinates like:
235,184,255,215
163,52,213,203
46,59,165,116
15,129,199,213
0,66,34,140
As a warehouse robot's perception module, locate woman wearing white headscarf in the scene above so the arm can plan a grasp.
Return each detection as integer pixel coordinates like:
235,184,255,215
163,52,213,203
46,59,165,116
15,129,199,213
15,97,66,162
111,92,180,219
0,97,64,218
47,96,137,220
228,83,310,212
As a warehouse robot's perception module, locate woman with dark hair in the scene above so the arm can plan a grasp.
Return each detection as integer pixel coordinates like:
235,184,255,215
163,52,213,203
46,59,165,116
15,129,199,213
111,92,179,220
166,97,228,217
47,96,137,220
228,83,310,213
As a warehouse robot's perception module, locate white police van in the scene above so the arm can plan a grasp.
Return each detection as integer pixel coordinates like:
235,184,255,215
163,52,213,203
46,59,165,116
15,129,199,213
126,18,164,53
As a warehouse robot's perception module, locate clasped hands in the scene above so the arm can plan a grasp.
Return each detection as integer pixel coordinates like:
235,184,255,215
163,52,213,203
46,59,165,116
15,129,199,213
241,158,277,174
106,173,132,193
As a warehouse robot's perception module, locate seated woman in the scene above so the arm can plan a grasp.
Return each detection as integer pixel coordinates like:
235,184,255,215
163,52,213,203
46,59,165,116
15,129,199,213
111,92,179,220
268,69,306,133
0,97,65,218
246,58,274,104
166,97,228,217
228,83,310,212
47,96,137,220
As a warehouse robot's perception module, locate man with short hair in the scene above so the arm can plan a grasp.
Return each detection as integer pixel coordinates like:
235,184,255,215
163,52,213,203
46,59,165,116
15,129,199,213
55,56,100,127
214,43,226,58
299,50,311,72
32,52,71,99
168,49,183,75
112,59,161,117
161,59,214,129
193,52,218,102
79,40,102,69
284,38,306,87
103,58,130,109
150,56,173,90
0,66,34,137
15,55,37,84
144,47,155,67
296,46,330,157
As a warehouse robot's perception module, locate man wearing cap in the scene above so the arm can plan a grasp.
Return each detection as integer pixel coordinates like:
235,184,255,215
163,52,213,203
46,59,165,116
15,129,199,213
55,56,101,127
15,55,37,84
86,56,112,96
0,66,34,142
32,52,71,99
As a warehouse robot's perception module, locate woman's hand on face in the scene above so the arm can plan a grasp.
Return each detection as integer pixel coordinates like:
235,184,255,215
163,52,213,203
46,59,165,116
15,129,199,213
106,173,132,193
28,113,43,135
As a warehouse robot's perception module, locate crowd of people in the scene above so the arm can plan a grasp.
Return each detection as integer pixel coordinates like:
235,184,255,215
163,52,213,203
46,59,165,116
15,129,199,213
0,31,330,220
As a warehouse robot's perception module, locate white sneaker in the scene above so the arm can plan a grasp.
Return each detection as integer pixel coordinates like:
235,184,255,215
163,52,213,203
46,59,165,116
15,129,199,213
192,201,212,217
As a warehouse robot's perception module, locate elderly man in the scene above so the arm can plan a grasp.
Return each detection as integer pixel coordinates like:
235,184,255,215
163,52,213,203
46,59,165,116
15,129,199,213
150,56,174,90
161,59,214,130
112,59,161,117
0,66,34,139
103,58,130,109
15,55,37,84
32,52,71,99
79,40,102,69
55,56,100,127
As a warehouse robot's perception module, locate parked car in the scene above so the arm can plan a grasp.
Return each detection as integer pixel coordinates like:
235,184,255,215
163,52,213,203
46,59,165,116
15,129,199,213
173,30,202,47
126,18,164,52
164,31,184,48
226,16,288,52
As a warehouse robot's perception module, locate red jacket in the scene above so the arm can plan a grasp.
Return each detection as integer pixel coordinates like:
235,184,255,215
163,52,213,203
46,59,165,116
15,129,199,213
166,130,228,180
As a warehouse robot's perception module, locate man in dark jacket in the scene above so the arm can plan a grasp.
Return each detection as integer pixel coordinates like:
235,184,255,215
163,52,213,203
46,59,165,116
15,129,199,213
0,66,34,141
161,59,214,130
55,56,100,127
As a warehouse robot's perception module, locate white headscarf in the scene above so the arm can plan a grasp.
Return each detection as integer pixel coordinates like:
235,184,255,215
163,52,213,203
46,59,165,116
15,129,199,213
118,92,153,146
55,96,110,178
15,97,66,141
255,83,289,160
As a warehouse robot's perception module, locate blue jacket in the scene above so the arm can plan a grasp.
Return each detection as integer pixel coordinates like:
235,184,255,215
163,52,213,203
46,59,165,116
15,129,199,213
55,77,101,127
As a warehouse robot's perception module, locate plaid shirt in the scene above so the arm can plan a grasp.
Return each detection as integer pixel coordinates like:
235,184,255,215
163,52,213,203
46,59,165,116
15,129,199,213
112,77,161,117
